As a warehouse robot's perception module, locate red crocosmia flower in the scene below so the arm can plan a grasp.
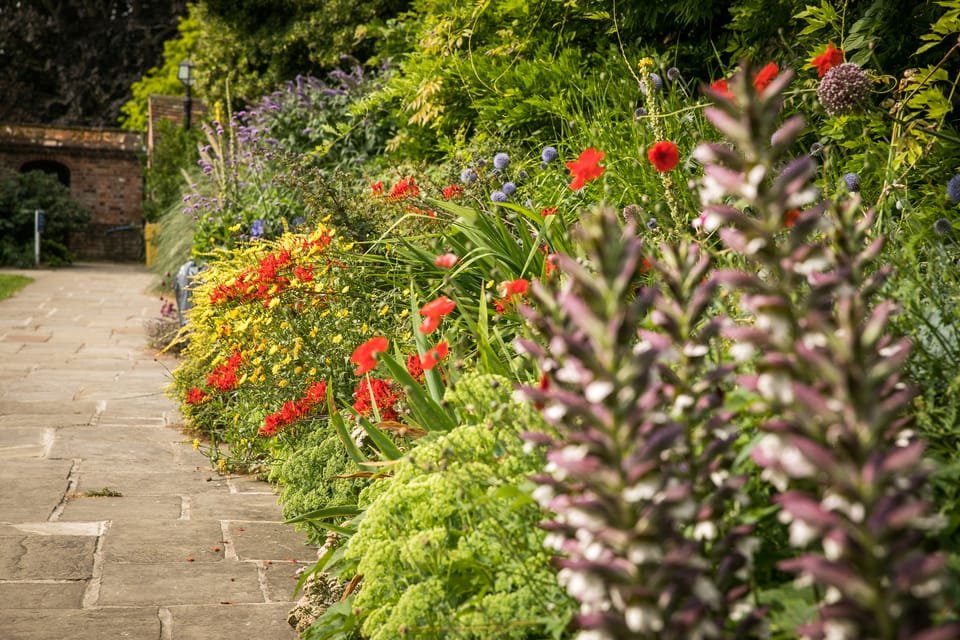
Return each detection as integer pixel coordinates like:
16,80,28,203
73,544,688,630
371,181,384,195
418,296,456,334
294,265,314,282
389,177,420,200
540,207,557,217
442,184,463,200
405,353,425,381
421,341,449,370
350,336,389,375
709,78,732,99
566,148,605,190
640,256,652,273
434,253,458,269
545,253,559,277
647,141,680,173
753,62,779,92
785,209,801,228
352,378,401,422
499,278,529,297
812,43,843,78
186,387,206,405
304,380,327,405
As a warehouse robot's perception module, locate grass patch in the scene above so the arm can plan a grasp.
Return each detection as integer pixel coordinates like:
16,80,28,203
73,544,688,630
0,274,33,301
83,487,123,497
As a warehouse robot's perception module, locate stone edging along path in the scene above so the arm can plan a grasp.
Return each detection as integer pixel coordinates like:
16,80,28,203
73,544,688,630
0,264,314,640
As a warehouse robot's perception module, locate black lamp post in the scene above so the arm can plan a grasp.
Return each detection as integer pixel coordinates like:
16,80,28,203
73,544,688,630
177,59,195,130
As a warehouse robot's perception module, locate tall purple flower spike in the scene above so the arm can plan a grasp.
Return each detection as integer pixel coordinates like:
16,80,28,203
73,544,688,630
698,63,959,640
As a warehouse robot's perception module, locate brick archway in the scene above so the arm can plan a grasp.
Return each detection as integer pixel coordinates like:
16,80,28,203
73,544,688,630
0,124,144,261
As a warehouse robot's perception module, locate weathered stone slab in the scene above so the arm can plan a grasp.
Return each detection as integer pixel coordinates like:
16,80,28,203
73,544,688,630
0,581,87,609
261,561,312,603
75,468,229,497
0,477,68,522
59,495,182,521
0,535,95,580
0,607,160,639
166,603,298,640
228,523,315,562
227,475,278,494
189,493,283,522
0,400,95,417
0,427,47,458
99,561,263,606
103,520,225,563
47,426,178,463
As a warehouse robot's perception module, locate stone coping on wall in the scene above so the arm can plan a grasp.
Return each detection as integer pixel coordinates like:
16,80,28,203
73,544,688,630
0,124,143,153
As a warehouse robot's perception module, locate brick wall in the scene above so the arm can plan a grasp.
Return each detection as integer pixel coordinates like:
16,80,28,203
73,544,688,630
0,124,145,262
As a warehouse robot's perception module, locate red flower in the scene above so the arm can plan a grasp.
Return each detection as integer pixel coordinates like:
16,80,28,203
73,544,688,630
812,43,843,78
753,62,779,92
566,148,605,190
294,265,314,282
500,278,529,297
388,177,420,200
186,387,206,405
406,353,424,381
303,380,327,405
434,253,458,269
371,181,384,195
419,296,456,334
545,253,559,277
352,378,401,422
785,209,801,228
206,351,243,392
421,342,449,370
647,141,679,173
540,207,557,217
442,184,463,200
350,336,389,375
709,78,732,99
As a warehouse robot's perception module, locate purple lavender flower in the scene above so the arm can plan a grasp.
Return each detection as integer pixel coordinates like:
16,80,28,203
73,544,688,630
491,190,508,203
541,146,558,163
947,174,960,204
493,152,510,171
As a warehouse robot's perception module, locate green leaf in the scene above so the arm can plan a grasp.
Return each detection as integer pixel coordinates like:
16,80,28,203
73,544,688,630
285,503,361,525
379,352,457,431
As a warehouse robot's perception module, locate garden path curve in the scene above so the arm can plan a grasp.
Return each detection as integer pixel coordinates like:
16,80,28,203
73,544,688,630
0,264,310,640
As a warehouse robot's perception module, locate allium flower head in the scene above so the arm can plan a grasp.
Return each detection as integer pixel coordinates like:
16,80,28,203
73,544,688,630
493,152,510,171
817,63,871,116
947,174,960,204
541,146,558,163
460,167,478,184
843,172,861,192
491,190,508,203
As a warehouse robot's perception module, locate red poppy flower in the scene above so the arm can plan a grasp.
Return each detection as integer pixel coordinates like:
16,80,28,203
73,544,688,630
499,278,529,297
371,181,384,195
434,253,458,269
647,141,680,173
418,296,456,334
811,43,843,78
566,148,605,190
753,62,779,92
421,342,449,370
350,336,389,375
709,78,732,99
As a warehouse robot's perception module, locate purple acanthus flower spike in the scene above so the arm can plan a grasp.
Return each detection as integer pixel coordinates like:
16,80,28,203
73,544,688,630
697,63,960,639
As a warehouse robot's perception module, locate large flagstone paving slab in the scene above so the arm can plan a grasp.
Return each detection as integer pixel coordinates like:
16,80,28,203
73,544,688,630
189,493,284,522
0,535,95,580
0,582,87,609
102,520,226,563
99,561,264,606
228,522,316,562
75,467,230,496
0,477,69,523
59,494,183,521
167,603,298,640
47,426,181,463
0,607,161,640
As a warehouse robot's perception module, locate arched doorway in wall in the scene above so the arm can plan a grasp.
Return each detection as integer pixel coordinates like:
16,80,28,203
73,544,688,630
19,159,71,187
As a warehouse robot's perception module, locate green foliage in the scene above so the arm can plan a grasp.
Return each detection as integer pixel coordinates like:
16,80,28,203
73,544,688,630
0,274,32,301
0,170,90,267
143,120,203,223
334,373,574,640
118,12,201,131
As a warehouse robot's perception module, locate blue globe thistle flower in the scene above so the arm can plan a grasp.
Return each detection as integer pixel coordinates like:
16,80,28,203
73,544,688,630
947,174,960,204
290,216,306,229
493,153,510,171
666,67,681,82
647,218,659,230
518,170,529,181
460,167,478,184
541,146,558,163
250,219,265,238
491,190,508,203
634,107,647,120
502,182,517,196
641,72,663,94
843,173,861,192
809,142,824,158
934,218,952,235
524,198,534,209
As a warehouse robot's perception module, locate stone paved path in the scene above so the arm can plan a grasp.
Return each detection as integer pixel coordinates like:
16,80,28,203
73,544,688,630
0,264,311,640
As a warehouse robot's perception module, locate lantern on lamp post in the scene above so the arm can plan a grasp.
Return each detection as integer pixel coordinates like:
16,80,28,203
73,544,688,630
177,59,195,130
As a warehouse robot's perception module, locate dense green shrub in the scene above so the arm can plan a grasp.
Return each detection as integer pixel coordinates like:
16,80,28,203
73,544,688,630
0,169,90,267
